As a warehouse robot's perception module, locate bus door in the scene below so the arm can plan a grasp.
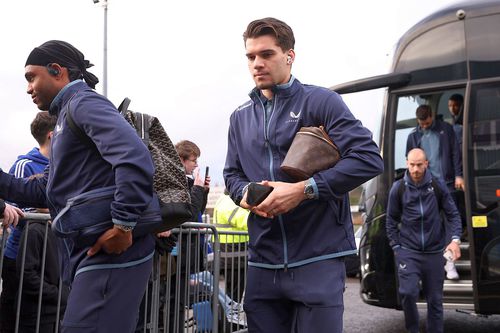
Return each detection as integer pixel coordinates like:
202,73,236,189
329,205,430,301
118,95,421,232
467,82,500,314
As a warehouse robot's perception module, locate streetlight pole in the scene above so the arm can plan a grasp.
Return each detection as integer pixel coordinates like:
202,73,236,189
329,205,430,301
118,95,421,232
93,0,108,97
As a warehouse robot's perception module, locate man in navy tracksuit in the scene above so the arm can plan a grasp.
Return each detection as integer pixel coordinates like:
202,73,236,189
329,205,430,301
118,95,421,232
386,148,462,333
406,104,463,280
223,18,383,333
0,41,156,332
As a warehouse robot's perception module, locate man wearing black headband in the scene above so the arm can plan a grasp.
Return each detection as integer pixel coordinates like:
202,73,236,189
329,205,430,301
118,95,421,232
0,40,156,332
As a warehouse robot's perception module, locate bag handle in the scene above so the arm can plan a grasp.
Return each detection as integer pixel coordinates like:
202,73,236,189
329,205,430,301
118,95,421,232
118,97,131,116
298,126,338,150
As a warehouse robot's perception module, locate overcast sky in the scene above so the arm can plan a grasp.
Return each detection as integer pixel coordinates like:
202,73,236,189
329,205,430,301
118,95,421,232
1,0,457,185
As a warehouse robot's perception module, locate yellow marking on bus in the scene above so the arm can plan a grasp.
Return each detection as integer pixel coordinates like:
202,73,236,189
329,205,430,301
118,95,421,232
472,216,488,228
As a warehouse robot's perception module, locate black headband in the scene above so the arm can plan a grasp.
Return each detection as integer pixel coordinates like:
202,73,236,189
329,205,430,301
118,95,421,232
25,40,99,89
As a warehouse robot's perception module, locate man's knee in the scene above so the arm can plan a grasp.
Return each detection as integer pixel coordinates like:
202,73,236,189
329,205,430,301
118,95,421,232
398,280,420,301
295,305,343,333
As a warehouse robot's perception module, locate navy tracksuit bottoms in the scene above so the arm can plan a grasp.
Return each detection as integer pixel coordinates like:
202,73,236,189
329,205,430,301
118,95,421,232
244,258,345,333
61,258,152,333
396,249,445,333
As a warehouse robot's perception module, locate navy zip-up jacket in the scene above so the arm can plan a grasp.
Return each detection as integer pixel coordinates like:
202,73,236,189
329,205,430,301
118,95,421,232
223,78,383,269
0,80,155,282
386,170,462,253
406,120,461,189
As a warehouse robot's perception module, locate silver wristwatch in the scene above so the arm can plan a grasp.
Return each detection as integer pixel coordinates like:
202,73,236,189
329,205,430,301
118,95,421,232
304,179,315,200
115,224,134,233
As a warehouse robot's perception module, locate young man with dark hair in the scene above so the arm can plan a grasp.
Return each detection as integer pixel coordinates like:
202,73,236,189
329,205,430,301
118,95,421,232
408,105,462,191
448,93,464,127
30,111,57,145
0,40,158,332
224,17,383,333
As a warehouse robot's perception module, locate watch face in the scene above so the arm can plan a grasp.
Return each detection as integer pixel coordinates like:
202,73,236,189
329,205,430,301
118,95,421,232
305,184,314,198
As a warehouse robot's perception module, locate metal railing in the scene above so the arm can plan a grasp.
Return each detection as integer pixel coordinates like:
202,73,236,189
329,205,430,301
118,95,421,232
1,215,249,333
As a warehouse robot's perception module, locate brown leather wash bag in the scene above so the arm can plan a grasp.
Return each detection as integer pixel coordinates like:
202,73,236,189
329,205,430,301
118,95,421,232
280,126,341,181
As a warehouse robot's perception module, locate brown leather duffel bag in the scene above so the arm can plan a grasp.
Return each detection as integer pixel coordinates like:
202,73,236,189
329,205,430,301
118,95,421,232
280,126,341,181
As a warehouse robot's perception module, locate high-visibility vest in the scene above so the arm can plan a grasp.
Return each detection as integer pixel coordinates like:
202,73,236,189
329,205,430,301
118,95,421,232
213,194,249,244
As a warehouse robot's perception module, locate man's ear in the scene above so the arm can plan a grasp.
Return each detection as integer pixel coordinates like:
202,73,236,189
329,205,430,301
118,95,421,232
46,63,63,77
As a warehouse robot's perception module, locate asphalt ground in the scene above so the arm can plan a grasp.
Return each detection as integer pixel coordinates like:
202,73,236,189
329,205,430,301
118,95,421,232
343,277,500,333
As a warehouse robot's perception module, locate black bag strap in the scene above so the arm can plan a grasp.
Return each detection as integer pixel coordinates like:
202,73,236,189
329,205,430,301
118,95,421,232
117,97,131,116
65,98,97,151
430,178,443,212
117,97,151,147
132,112,151,146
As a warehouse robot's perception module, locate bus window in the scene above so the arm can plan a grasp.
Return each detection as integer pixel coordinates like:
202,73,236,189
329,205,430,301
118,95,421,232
395,21,466,85
468,82,500,282
394,95,422,175
469,83,500,206
393,90,463,177
468,13,500,79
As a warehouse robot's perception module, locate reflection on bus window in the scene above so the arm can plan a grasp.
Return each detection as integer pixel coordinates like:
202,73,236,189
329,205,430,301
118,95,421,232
393,90,465,176
469,83,500,207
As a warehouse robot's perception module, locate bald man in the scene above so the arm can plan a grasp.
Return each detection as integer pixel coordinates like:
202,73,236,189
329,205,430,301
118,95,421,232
386,148,462,333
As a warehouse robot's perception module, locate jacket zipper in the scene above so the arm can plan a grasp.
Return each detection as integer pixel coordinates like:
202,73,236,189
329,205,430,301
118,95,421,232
419,191,425,251
262,96,289,270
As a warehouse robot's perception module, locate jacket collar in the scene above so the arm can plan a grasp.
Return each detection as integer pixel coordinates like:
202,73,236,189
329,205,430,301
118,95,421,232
417,118,446,134
248,75,300,103
404,168,432,188
49,80,87,116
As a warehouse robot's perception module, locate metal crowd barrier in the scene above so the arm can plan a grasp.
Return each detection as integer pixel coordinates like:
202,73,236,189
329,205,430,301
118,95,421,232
1,213,65,333
1,216,249,333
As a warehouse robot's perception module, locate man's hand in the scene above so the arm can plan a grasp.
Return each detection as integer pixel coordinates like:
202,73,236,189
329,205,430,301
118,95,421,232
445,240,461,261
1,204,24,227
193,167,205,187
155,231,178,256
242,181,306,218
455,176,465,191
203,175,211,191
87,225,133,256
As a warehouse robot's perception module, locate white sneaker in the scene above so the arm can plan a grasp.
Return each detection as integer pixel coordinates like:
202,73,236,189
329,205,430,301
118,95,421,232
225,303,247,326
445,260,459,280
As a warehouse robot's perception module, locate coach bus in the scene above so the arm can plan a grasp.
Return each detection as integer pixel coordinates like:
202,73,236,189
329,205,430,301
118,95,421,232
332,0,500,315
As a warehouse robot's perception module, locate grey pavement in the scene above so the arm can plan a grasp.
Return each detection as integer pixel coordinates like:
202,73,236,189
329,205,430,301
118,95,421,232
343,277,500,333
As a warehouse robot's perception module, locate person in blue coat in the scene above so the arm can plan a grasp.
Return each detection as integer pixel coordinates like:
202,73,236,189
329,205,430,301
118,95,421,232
0,111,55,333
0,40,157,332
386,148,462,333
406,104,463,193
223,17,383,333
406,104,463,279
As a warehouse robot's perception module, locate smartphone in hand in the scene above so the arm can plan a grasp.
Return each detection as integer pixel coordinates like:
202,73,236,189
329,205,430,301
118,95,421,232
246,183,274,206
204,166,210,186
